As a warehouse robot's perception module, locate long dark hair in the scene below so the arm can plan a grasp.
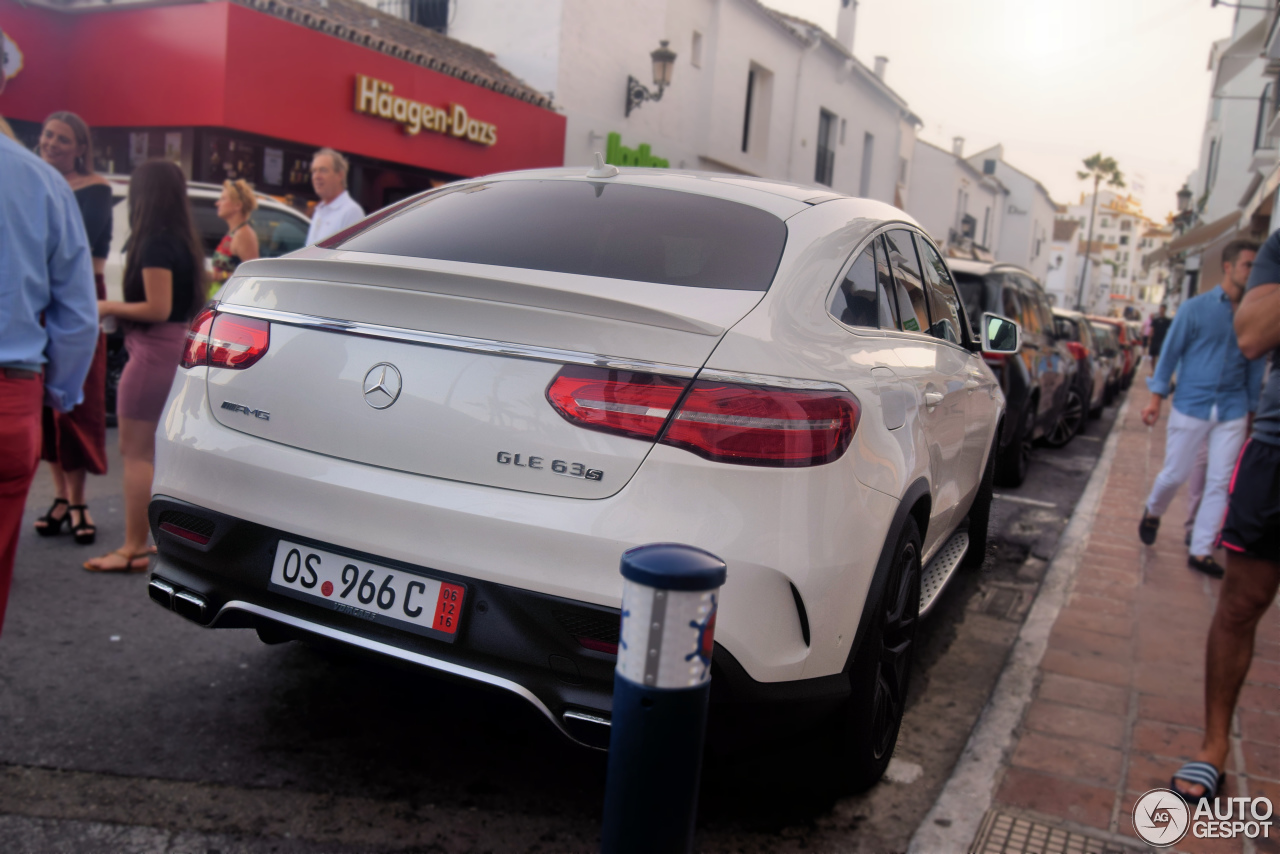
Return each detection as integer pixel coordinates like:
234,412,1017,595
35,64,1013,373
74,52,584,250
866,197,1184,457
124,160,207,319
44,111,94,175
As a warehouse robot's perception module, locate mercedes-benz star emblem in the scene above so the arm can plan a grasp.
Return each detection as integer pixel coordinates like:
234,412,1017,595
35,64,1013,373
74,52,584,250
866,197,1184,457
362,363,403,410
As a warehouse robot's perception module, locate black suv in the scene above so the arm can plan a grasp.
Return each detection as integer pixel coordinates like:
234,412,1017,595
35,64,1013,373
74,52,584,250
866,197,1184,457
949,260,1077,486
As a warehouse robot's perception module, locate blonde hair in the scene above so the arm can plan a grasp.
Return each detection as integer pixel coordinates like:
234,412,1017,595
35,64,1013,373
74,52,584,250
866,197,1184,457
223,179,258,215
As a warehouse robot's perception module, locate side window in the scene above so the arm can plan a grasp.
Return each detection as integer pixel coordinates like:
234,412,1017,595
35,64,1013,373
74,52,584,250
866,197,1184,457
873,236,900,328
830,241,896,329
1015,277,1042,335
190,197,224,256
883,229,930,334
255,211,310,258
1000,279,1021,323
915,235,964,345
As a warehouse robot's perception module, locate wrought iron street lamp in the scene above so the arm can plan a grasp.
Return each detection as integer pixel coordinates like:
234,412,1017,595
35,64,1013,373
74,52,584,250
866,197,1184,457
626,40,677,117
1176,184,1193,214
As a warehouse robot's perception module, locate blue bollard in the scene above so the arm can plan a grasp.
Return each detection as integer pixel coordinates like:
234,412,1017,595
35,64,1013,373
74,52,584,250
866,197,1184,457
600,543,727,854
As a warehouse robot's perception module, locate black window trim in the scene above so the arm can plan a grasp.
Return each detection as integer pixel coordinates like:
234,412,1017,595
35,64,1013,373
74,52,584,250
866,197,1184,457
824,224,976,353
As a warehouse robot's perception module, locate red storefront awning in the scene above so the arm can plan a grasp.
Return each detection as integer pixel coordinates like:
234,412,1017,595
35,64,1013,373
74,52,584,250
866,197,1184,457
0,0,565,177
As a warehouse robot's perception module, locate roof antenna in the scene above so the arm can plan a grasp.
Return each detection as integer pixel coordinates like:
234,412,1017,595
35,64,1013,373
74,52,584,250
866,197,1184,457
586,152,619,179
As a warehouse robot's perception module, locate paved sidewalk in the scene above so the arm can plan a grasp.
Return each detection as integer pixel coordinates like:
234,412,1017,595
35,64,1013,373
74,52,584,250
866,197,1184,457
978,382,1280,853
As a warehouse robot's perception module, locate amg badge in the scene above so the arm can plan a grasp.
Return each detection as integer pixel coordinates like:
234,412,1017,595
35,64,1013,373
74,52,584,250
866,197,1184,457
496,451,603,481
221,401,270,421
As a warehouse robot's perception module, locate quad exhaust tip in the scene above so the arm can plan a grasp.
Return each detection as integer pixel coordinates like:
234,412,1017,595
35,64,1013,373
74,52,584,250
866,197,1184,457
149,577,209,624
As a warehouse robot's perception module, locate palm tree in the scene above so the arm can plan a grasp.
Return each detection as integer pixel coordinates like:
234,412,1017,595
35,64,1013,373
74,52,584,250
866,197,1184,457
1074,153,1126,311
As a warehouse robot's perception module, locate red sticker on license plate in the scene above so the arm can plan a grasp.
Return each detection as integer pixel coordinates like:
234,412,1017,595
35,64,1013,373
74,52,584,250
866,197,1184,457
433,582,465,634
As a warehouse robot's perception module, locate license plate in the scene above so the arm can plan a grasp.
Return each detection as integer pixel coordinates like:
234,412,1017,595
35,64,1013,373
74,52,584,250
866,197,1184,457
269,541,464,641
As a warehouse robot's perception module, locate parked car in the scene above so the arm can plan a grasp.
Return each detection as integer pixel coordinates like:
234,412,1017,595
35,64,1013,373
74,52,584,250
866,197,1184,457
147,168,1017,791
101,178,311,420
1089,322,1124,404
1088,316,1138,390
103,177,312,300
951,260,1077,484
1052,308,1107,422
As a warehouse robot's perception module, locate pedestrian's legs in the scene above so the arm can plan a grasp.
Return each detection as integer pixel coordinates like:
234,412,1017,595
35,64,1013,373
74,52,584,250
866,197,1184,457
0,375,45,635
1175,551,1280,797
118,417,157,556
1146,409,1212,518
1190,417,1249,558
1185,440,1210,543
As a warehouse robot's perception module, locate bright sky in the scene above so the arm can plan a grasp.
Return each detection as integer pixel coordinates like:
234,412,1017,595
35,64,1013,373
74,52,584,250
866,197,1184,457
760,0,1238,221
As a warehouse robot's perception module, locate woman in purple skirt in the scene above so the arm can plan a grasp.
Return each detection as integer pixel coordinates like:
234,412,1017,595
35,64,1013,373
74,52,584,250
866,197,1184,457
84,160,206,572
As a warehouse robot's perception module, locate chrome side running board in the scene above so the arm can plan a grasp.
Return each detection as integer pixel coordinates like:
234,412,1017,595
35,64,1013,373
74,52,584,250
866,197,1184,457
919,531,969,616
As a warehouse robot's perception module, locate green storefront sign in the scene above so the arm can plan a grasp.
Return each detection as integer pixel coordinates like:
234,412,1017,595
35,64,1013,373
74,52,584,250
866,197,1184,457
605,132,669,168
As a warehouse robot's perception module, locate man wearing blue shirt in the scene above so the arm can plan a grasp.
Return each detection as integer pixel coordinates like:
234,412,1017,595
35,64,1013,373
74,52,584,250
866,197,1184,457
0,40,99,634
1137,239,1264,577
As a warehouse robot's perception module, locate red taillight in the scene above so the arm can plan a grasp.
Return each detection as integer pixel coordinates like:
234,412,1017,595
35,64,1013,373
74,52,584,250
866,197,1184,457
546,367,690,441
546,367,860,467
576,637,619,655
207,314,270,370
665,381,859,466
983,353,1006,366
180,306,217,369
1065,341,1088,361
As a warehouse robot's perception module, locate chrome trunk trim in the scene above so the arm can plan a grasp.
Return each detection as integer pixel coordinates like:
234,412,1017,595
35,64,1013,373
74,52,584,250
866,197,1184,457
215,304,700,378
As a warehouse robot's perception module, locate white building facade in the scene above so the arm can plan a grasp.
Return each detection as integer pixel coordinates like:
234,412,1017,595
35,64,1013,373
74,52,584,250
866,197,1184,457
966,145,1056,282
905,137,1006,255
1057,191,1172,314
443,0,921,203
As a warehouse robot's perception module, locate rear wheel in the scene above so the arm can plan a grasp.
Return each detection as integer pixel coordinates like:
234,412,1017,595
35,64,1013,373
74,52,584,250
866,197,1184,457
1043,388,1083,448
832,516,921,793
996,403,1035,487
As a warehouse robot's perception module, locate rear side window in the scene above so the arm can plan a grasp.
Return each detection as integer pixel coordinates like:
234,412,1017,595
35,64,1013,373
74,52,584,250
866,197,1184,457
329,180,788,290
190,197,223,255
952,271,988,323
883,229,930,334
915,235,964,345
830,240,896,329
255,210,309,258
1001,280,1022,325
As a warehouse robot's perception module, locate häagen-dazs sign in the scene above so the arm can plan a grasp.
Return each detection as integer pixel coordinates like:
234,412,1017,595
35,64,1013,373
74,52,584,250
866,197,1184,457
354,74,497,146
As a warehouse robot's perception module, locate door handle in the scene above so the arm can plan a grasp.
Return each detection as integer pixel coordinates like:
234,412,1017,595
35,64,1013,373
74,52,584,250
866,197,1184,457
924,392,944,408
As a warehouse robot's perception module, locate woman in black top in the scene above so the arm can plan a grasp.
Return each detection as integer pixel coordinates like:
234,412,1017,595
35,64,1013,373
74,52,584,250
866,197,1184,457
32,112,112,546
86,160,206,573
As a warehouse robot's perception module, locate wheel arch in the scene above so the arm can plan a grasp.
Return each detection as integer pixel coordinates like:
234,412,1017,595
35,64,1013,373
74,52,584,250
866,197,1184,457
841,476,930,675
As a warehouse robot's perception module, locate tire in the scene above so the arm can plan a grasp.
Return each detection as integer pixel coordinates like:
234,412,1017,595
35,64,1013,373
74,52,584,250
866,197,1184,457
1043,388,1083,449
995,403,1035,487
962,441,996,571
832,515,922,793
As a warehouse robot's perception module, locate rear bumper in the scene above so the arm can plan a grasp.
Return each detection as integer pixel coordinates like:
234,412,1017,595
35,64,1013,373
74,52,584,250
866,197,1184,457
148,496,850,747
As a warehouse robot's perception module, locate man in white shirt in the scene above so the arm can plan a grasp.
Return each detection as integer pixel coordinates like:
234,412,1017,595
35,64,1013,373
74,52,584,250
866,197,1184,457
305,147,365,245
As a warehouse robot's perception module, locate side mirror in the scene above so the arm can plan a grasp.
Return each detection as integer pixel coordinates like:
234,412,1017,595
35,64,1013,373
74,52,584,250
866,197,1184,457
981,312,1021,355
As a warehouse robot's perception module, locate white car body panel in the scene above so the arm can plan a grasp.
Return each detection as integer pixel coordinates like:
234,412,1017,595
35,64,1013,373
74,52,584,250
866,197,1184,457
156,368,899,682
150,168,1005,710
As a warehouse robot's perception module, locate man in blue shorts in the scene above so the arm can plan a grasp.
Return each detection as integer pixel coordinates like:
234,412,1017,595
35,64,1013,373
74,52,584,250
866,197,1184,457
1170,229,1280,803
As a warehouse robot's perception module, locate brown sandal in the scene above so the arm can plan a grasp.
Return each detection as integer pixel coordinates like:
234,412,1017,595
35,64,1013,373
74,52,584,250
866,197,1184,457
83,548,150,573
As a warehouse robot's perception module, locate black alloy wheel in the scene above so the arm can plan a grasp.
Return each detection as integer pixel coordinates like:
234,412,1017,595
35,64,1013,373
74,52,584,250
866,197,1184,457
1043,388,1084,448
835,516,922,793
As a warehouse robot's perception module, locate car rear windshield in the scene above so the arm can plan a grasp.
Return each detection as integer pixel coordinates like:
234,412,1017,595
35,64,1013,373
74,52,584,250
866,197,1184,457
951,271,989,323
326,180,788,291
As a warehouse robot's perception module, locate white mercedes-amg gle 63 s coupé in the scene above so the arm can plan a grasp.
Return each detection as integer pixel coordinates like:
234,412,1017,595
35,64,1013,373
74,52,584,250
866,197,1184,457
148,166,1017,791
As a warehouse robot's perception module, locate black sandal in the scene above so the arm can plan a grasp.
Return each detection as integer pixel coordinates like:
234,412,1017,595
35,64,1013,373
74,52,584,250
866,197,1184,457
68,505,96,546
34,498,70,537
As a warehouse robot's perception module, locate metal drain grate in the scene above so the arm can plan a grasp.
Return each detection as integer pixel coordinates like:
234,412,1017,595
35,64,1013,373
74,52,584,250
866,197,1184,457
969,810,1142,854
920,531,968,615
